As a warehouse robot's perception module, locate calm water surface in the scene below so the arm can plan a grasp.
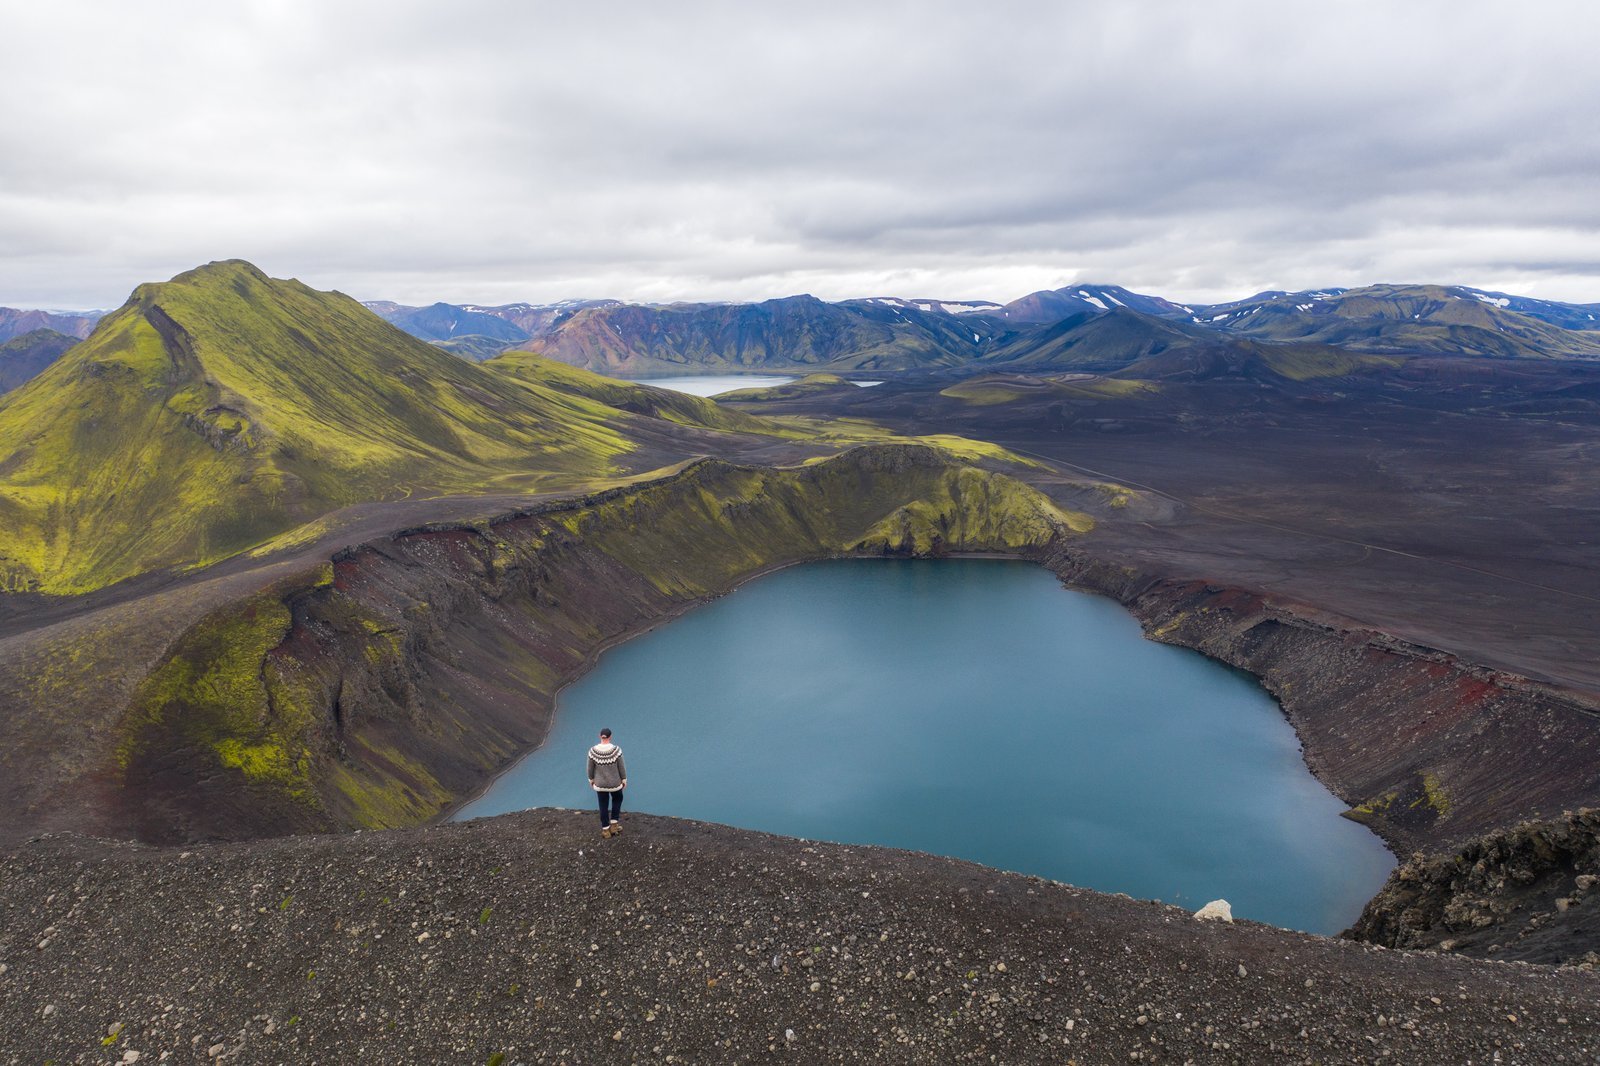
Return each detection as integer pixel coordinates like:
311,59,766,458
626,375,797,396
626,375,885,396
456,560,1394,932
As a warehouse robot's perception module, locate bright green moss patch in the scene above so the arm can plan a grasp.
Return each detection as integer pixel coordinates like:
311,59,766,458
1148,611,1188,640
1346,790,1398,825
852,467,1090,554
1255,346,1405,382
938,380,1033,406
215,738,298,782
1063,376,1158,398
713,373,858,402
1094,483,1135,508
361,626,405,667
767,416,1042,469
1416,771,1454,818
244,516,343,559
325,740,454,830
940,376,1158,406
908,435,1042,468
117,583,320,802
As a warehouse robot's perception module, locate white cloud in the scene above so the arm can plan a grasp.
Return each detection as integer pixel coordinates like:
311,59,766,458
2,0,1598,308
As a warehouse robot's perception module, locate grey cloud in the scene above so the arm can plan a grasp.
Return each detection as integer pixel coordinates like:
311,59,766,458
2,0,1598,308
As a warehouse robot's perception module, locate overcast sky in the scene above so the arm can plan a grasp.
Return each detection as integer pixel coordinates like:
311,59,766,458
3,1,1598,310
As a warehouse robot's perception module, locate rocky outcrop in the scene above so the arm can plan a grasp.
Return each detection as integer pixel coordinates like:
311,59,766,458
1042,548,1600,856
108,446,1083,843
1349,808,1600,964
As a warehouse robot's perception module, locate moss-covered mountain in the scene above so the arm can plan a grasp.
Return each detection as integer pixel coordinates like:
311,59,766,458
0,328,78,393
0,261,786,595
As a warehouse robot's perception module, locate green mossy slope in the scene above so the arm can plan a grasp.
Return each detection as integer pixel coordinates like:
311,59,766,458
117,581,319,800
939,375,1159,406
1111,339,1407,382
110,446,1087,841
482,349,777,436
714,373,863,402
0,261,786,594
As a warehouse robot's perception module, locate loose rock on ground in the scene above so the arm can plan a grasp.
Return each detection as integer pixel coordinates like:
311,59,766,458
1,810,1597,1063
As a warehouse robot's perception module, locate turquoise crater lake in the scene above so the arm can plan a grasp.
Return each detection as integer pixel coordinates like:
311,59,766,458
455,559,1394,933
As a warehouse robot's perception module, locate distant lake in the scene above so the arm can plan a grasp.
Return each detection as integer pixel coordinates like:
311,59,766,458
456,559,1394,933
626,375,885,396
627,375,797,397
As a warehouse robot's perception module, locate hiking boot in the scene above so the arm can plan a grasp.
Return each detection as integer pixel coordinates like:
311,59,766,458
610,821,623,834
601,824,615,838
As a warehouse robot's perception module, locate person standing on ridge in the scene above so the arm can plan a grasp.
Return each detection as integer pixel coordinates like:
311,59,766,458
588,727,627,837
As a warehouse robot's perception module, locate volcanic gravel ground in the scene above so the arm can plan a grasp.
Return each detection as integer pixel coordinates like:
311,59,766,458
2,810,1597,1064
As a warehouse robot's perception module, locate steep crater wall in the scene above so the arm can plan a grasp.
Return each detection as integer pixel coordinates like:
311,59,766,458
1043,550,1600,855
113,446,1080,843
1045,550,1600,960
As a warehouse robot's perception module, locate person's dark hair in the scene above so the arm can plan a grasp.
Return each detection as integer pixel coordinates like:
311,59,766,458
599,728,612,739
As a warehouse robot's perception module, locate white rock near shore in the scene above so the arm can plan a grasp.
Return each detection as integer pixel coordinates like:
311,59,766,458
1194,899,1234,922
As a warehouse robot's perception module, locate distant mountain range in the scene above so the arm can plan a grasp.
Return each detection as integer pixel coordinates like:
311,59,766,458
1192,285,1600,334
5,278,1597,399
0,306,103,344
362,298,620,359
514,295,1012,375
1185,285,1600,359
362,282,1600,376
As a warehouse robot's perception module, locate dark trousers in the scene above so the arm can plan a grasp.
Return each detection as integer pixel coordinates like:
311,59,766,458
596,789,623,826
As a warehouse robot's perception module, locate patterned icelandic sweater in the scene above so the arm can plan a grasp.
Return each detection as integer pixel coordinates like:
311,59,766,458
587,743,627,792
